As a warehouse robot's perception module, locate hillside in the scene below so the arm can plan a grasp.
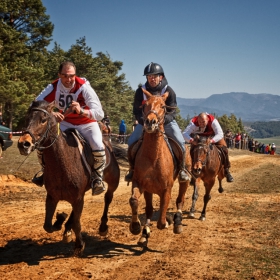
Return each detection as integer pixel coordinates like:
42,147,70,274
177,92,280,122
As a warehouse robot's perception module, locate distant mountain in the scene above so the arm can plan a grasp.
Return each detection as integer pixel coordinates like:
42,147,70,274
177,92,280,122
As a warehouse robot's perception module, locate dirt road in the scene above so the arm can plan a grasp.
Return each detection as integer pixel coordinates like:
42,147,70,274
0,147,280,279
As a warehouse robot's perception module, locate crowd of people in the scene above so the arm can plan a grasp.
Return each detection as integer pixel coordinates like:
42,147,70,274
224,129,277,155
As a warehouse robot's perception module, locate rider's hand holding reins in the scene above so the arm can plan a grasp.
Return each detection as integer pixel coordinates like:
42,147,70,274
52,111,65,122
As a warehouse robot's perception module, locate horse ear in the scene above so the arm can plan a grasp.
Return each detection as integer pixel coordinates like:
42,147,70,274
48,101,56,113
142,88,152,98
162,91,169,101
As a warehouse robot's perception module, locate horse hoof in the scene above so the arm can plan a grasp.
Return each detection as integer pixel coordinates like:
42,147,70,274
218,187,224,193
166,214,173,225
43,224,53,233
73,242,85,257
129,221,141,235
137,236,148,247
188,212,195,219
199,216,206,221
63,230,72,243
99,228,108,236
173,224,183,234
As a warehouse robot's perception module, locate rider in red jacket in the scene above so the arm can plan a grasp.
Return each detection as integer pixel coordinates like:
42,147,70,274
183,112,234,182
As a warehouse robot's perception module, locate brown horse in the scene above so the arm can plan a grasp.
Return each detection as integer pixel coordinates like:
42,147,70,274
189,135,224,221
129,89,191,247
18,100,120,256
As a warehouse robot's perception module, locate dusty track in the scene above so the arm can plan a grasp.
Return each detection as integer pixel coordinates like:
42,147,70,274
0,147,280,279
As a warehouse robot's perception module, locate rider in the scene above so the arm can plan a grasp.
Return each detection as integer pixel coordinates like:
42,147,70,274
125,62,190,183
32,61,106,195
182,112,234,182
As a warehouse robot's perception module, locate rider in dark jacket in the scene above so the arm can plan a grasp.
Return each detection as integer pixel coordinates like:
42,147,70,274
125,62,190,183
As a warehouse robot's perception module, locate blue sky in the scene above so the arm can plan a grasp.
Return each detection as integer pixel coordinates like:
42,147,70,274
42,0,280,99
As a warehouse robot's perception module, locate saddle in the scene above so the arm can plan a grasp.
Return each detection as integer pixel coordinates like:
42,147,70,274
64,128,111,174
128,134,184,177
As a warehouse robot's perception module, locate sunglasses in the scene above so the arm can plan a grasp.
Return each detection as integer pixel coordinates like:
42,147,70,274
60,73,76,78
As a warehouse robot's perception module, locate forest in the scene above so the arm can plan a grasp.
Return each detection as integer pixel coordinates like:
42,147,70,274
0,0,245,135
245,121,280,138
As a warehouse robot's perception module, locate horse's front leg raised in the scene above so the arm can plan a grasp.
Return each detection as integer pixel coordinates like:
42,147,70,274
44,194,59,233
158,188,172,230
129,185,142,235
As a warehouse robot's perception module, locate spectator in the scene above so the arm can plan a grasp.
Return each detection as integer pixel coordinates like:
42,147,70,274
132,120,138,131
119,119,126,144
265,144,269,154
235,132,241,149
271,143,276,155
225,129,233,148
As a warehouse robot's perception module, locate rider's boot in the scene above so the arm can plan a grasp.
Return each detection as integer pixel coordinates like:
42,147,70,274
225,168,234,182
178,150,190,182
32,150,44,187
91,150,106,195
222,146,234,182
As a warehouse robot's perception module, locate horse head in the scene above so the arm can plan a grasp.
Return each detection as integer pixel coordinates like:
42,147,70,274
191,135,211,175
18,100,58,156
142,88,169,133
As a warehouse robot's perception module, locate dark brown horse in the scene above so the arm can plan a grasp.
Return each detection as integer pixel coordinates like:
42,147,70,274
18,100,120,256
129,89,191,247
189,135,224,221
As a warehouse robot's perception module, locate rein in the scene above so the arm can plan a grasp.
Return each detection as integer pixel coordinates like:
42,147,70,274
23,107,59,151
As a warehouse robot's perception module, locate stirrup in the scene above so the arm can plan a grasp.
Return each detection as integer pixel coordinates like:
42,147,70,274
91,179,106,196
32,171,44,187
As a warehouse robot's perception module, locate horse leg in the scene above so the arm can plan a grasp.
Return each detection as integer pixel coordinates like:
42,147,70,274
63,210,74,243
71,200,85,257
129,186,142,235
157,188,172,230
218,171,224,193
199,182,213,221
43,194,59,233
189,179,199,219
174,181,188,234
137,192,153,247
99,184,115,236
99,152,120,236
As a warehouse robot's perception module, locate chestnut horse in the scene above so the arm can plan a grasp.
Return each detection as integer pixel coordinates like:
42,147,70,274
129,89,191,247
189,135,224,221
18,100,120,256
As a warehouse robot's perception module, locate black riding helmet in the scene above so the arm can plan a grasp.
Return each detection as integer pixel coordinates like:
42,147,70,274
143,62,164,76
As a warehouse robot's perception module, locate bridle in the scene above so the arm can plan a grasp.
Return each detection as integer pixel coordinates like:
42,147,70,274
192,143,210,167
142,102,176,132
22,107,59,151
